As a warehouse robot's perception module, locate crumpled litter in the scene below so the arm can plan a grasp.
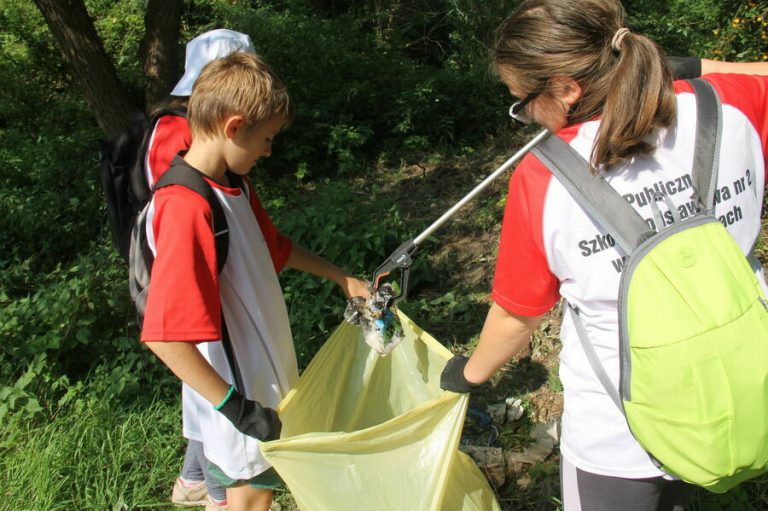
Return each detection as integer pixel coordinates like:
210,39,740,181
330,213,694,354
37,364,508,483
344,283,404,356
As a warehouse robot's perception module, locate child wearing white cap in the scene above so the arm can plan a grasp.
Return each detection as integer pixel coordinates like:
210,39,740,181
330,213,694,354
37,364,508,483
170,29,256,97
145,29,257,191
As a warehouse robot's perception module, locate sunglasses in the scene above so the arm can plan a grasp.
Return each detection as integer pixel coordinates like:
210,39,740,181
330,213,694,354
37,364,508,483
508,90,542,125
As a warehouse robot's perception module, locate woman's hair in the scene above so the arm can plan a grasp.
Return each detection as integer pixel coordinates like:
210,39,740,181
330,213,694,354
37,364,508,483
495,0,676,169
188,51,293,140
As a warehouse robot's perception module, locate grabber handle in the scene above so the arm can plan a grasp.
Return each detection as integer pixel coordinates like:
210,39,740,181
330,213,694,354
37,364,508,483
372,239,417,303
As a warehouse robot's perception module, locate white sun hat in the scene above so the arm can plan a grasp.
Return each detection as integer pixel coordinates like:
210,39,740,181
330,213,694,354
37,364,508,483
171,28,256,97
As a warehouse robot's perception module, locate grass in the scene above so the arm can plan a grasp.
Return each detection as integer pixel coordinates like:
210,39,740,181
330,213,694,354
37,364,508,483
0,398,183,511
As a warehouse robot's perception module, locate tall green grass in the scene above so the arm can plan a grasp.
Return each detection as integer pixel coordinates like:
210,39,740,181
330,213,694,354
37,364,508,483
0,398,183,511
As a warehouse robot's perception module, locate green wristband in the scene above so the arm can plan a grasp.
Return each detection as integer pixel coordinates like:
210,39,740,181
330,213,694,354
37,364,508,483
214,385,235,411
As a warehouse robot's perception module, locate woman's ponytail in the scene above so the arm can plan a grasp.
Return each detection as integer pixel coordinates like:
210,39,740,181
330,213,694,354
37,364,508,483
591,30,676,168
494,0,677,170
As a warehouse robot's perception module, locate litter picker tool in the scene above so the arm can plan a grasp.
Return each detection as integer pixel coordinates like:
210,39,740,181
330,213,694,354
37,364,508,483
345,129,551,354
373,129,550,304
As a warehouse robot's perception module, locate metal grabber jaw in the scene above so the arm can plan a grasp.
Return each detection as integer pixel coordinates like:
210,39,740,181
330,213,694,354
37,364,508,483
344,239,417,323
343,239,416,355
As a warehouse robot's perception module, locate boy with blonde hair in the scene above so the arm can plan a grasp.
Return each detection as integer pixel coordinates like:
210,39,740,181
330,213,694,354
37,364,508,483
142,51,368,511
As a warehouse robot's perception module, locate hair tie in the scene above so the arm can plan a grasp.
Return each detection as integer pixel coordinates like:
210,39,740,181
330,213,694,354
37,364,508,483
611,27,630,52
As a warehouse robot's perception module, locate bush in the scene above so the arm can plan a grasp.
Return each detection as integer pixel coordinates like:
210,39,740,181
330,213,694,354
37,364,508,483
626,0,767,61
157,2,509,179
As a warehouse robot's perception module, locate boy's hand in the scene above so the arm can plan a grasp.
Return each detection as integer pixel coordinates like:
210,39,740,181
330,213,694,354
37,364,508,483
217,389,282,441
440,355,483,393
342,276,371,300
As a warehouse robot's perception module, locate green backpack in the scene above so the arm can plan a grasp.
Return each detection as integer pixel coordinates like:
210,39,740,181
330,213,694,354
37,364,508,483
532,79,768,493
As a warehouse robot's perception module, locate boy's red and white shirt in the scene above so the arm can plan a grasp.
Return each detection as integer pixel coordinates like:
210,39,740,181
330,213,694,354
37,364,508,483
492,74,768,478
140,165,295,480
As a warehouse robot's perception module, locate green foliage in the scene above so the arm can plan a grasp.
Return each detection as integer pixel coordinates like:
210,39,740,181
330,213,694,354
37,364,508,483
184,3,508,178
0,0,178,419
0,128,103,273
625,0,767,61
399,289,488,346
691,478,768,510
0,357,46,422
255,176,437,365
0,244,174,420
88,0,146,98
0,1,64,120
715,2,768,62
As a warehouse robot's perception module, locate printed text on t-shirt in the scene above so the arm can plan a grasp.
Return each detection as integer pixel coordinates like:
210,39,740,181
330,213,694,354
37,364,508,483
575,169,753,272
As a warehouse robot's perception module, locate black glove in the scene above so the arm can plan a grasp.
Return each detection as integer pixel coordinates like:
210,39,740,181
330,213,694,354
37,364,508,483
217,388,282,441
440,355,483,393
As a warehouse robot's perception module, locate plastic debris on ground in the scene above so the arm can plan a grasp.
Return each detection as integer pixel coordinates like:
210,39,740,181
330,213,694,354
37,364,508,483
458,398,559,489
343,283,404,356
260,310,500,511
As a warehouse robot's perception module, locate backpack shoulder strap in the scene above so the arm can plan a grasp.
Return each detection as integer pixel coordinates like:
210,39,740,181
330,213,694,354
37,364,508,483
531,137,652,254
687,79,722,212
687,80,762,270
154,160,229,274
226,172,247,195
153,159,246,392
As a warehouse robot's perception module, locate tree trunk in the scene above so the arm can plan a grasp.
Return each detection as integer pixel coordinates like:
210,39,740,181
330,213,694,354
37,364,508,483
141,0,182,109
33,0,136,137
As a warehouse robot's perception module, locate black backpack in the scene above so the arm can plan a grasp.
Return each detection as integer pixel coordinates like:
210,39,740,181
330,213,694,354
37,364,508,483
99,107,188,261
99,110,246,391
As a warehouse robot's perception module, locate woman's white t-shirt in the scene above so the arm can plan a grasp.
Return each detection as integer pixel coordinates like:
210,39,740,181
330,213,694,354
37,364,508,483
492,75,768,478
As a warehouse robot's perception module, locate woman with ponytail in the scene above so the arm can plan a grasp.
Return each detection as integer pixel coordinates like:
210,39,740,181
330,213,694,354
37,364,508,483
439,1,768,508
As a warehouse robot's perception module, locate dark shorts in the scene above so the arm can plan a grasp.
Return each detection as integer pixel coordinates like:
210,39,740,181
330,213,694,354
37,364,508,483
207,461,283,490
560,457,697,511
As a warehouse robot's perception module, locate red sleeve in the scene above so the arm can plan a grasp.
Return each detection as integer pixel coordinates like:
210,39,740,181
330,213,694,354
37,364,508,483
491,154,560,316
141,185,221,342
676,74,768,180
146,115,192,186
246,180,293,272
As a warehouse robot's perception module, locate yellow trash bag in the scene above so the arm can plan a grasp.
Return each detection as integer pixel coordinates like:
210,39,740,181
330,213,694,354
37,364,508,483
260,310,500,511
